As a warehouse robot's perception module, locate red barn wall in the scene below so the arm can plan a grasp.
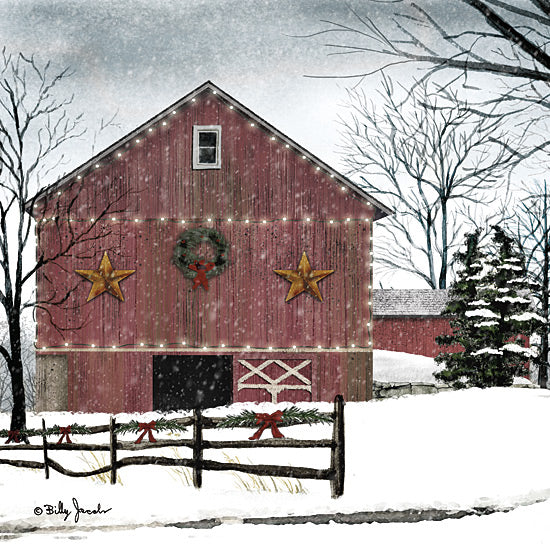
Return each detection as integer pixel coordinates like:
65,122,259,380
38,221,372,349
373,317,530,360
373,316,454,358
52,349,371,413
35,87,375,411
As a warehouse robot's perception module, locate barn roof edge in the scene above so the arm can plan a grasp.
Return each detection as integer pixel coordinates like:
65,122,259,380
26,80,392,220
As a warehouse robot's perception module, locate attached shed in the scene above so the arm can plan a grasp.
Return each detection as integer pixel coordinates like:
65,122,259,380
31,81,391,413
372,289,452,358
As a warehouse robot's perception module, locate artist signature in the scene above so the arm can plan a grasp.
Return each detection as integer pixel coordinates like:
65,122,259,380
34,498,112,523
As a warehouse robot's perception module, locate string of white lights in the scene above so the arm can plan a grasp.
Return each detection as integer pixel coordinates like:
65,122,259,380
37,343,374,351
33,89,374,204
35,89,376,353
38,216,374,223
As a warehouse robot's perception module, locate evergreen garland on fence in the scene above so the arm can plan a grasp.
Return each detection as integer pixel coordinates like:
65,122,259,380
49,424,92,436
1,409,329,440
0,428,38,438
0,424,92,439
114,418,187,435
1,419,187,440
217,406,333,429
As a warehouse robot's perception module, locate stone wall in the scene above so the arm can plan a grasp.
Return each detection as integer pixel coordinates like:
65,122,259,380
373,378,538,399
373,381,452,399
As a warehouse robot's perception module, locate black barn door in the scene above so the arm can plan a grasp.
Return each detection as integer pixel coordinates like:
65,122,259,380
153,355,233,411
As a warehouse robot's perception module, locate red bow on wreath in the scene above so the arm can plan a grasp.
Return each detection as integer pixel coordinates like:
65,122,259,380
56,426,72,445
5,430,21,444
135,421,157,444
249,411,285,440
188,260,215,290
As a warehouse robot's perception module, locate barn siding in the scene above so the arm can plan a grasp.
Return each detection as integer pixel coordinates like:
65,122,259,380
35,86,376,411
373,317,455,358
38,220,371,349
34,349,369,412
41,91,376,222
372,316,530,360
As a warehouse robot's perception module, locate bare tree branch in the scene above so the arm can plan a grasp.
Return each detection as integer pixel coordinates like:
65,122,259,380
308,1,550,82
0,51,124,431
340,75,522,288
508,180,550,387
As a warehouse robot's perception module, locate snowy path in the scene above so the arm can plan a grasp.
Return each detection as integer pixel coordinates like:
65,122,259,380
2,387,550,546
0,502,527,534
2,501,550,549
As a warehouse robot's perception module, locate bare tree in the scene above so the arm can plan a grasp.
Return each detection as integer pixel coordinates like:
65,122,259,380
514,180,550,388
307,1,550,160
312,1,550,78
0,51,125,434
341,76,519,288
0,316,35,412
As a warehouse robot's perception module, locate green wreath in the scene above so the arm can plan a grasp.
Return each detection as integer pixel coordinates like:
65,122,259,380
173,227,230,280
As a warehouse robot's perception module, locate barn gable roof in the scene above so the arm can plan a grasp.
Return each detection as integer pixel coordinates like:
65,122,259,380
28,81,391,220
373,289,449,317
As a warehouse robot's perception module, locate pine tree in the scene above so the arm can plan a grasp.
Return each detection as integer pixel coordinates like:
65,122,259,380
435,226,543,388
471,226,543,386
435,229,487,388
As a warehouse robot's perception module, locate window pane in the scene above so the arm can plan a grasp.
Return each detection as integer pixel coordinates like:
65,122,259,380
199,131,217,147
193,126,221,169
199,147,217,164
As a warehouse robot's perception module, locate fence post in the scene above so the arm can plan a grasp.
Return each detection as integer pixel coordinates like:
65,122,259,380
110,417,117,485
42,418,49,480
330,394,345,498
192,408,203,488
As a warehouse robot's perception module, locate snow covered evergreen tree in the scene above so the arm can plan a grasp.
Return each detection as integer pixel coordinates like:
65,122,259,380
474,226,543,385
435,230,487,388
435,226,543,388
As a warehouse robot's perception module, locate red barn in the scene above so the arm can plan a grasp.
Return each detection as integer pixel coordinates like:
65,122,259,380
32,81,391,413
372,289,532,381
372,289,452,357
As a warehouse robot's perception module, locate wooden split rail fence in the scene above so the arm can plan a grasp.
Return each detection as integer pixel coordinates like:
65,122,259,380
0,395,345,498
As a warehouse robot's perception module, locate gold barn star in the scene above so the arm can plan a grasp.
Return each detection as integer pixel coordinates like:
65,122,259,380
274,252,334,302
75,252,135,302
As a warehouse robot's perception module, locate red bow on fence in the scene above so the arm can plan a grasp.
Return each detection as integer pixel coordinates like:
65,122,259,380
5,430,21,444
56,426,72,444
135,421,157,444
249,411,285,440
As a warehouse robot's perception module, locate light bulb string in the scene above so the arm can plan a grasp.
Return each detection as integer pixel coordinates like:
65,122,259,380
36,343,373,351
37,217,374,224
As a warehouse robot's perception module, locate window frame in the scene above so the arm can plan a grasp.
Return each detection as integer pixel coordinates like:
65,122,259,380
193,125,222,170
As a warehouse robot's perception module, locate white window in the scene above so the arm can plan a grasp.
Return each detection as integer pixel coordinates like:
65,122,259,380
193,125,221,169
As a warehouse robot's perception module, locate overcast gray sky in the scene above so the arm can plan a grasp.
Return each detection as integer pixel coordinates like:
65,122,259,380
2,0,530,289
0,0,391,170
0,0,486,172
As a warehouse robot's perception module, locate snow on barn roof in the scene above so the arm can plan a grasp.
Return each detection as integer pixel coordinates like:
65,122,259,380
27,81,392,220
373,289,449,317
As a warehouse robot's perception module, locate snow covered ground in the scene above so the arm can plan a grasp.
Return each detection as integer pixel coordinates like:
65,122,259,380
373,349,440,383
1,386,550,547
3,502,550,550
373,350,535,387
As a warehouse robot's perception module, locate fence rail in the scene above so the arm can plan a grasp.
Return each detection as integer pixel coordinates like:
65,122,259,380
0,395,345,498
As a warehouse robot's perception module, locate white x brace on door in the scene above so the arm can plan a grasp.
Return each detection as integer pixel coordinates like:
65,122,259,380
237,359,312,404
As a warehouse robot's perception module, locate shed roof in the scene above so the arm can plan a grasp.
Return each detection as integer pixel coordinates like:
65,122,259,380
373,289,449,317
28,81,392,221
